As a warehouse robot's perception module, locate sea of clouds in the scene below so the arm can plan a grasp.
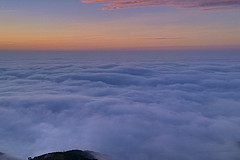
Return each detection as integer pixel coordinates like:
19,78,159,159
0,153,20,160
0,51,240,160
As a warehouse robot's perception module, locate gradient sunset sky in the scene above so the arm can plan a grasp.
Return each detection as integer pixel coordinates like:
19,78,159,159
0,0,240,50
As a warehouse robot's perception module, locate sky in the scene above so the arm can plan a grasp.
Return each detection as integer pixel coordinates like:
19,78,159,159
0,0,240,50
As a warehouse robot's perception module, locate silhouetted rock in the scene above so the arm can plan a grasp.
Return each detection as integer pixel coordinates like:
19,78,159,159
31,150,97,160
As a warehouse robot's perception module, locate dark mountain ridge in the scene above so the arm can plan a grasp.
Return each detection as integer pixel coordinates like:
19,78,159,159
29,150,97,160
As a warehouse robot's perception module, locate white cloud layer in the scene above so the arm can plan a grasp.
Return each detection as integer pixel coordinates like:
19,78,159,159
0,153,20,160
0,51,240,160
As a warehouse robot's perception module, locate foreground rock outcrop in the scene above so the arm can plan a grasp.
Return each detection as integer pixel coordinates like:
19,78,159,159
29,150,114,160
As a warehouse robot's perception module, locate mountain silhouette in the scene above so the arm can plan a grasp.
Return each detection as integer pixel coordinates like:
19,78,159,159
29,150,114,160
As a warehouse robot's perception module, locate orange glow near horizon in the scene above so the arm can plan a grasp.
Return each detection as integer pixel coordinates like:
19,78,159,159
0,7,240,51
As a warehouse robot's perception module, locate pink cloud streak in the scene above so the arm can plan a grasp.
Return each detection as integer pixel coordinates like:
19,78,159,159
82,0,240,10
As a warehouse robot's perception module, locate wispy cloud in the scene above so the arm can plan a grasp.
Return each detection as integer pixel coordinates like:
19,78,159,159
143,37,184,40
82,0,240,10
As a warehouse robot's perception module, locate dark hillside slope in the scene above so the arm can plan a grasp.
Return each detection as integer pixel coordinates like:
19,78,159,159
31,150,97,160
